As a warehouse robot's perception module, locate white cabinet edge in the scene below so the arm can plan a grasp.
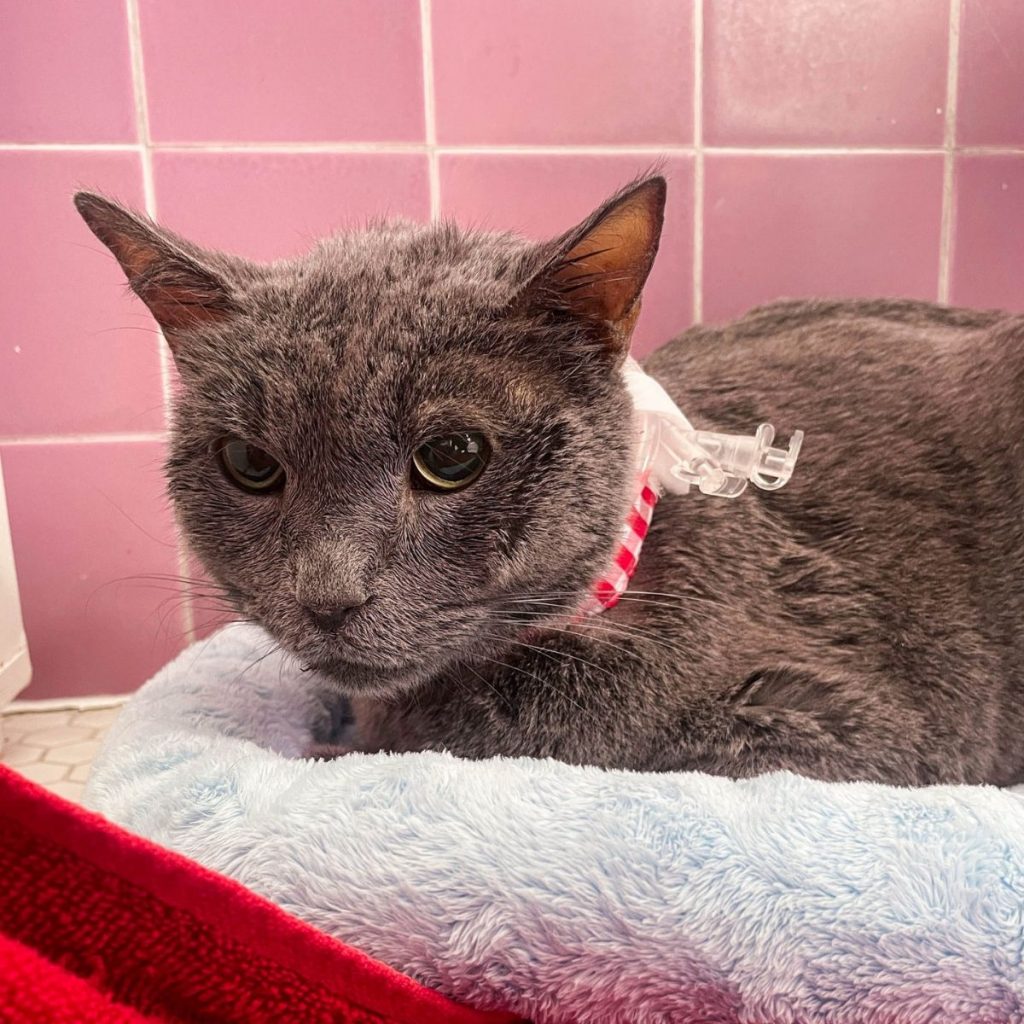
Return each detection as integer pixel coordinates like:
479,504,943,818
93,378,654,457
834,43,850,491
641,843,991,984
0,453,31,714
0,646,30,707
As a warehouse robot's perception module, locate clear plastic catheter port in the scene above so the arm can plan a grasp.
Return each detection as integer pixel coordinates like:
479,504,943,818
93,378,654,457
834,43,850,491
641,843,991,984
623,357,804,500
692,423,804,493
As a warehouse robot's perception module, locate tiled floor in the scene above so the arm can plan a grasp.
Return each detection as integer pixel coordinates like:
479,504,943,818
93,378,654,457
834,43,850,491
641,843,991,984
0,704,124,804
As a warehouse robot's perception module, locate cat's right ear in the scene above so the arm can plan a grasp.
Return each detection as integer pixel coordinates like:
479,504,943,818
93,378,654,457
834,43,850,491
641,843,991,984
74,192,236,350
525,176,666,363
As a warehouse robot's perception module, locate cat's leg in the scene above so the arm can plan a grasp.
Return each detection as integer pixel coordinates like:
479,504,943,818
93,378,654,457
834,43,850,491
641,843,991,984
649,665,948,784
350,650,946,784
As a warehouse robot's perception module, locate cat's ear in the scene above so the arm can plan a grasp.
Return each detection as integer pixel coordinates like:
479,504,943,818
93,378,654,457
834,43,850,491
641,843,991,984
528,176,666,359
74,192,237,348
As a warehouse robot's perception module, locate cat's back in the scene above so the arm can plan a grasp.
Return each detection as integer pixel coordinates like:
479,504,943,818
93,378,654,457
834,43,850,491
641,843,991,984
646,298,1024,504
642,299,1024,784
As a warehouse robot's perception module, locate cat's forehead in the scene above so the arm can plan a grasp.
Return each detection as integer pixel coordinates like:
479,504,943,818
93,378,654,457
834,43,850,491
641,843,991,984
239,226,536,371
305,221,537,314
194,225,555,443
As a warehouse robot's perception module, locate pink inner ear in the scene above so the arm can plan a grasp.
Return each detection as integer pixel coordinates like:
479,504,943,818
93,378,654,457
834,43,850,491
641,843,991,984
112,230,162,281
75,194,235,341
95,228,229,336
550,181,665,327
139,270,234,338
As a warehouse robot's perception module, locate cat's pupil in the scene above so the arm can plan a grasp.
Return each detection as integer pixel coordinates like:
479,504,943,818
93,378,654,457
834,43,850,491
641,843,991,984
240,443,273,477
413,431,490,491
220,438,284,492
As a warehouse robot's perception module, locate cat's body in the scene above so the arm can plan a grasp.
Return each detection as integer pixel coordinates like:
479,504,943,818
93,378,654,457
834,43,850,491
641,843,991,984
353,298,1024,784
74,178,1024,786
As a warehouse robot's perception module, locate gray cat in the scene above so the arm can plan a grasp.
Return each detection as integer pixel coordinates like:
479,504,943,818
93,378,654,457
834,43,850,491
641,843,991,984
75,177,1024,786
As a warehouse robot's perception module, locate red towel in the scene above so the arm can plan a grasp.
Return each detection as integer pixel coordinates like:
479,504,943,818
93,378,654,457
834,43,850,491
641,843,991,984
0,765,523,1024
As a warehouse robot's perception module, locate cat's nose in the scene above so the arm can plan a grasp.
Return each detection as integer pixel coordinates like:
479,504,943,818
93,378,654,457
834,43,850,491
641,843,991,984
302,593,368,632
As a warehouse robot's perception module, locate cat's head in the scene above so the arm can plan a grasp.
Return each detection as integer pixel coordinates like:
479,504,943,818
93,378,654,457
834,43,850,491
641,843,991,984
75,177,666,696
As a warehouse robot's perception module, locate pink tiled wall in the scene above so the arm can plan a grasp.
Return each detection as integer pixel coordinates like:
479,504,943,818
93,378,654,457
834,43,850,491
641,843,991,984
2,0,1021,698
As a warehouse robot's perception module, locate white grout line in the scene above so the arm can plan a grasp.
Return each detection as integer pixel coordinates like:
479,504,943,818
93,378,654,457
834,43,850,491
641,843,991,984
0,143,141,152
125,0,155,213
958,146,1024,155
419,0,441,219
705,146,949,157
691,0,704,324
938,0,963,305
4,141,1024,156
176,141,428,153
435,144,697,157
145,141,433,154
125,0,195,643
0,432,165,446
7,695,128,713
125,0,165,440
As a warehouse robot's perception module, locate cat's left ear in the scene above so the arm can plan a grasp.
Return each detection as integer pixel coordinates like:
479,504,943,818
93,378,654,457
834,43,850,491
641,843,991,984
528,175,666,361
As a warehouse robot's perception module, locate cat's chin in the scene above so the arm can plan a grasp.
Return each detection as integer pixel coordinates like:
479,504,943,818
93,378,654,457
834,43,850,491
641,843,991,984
302,655,432,698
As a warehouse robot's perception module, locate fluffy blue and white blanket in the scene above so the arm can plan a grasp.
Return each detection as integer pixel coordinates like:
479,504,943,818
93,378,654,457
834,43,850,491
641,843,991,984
85,624,1024,1024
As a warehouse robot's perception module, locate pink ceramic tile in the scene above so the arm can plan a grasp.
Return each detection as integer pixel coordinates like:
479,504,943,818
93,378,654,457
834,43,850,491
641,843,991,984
1,441,185,699
0,0,135,142
703,155,943,323
140,0,424,142
704,0,949,146
951,156,1024,311
0,152,165,437
957,0,1024,145
153,152,430,261
432,0,692,145
441,155,693,355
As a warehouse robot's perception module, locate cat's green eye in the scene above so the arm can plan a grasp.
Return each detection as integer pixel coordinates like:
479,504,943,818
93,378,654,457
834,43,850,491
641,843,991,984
412,431,491,492
217,437,285,493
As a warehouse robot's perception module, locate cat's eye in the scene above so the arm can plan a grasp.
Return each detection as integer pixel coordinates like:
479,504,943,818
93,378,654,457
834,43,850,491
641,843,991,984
217,437,285,493
412,431,491,492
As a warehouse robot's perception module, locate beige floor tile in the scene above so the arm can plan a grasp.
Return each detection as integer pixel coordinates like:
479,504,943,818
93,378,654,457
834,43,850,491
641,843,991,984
0,743,44,767
3,711,72,732
73,707,124,729
2,709,118,805
18,762,69,785
44,739,103,767
20,725,94,748
47,780,85,803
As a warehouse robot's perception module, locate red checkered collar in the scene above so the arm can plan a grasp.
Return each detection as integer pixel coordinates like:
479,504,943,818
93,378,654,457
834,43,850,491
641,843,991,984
577,469,659,617
575,357,804,617
574,358,668,619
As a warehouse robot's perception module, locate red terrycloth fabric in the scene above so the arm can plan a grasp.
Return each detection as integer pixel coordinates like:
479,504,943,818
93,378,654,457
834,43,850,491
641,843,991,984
0,765,522,1024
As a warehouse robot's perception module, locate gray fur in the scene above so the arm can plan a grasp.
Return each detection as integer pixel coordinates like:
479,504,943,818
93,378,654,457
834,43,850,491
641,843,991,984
75,182,1024,785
